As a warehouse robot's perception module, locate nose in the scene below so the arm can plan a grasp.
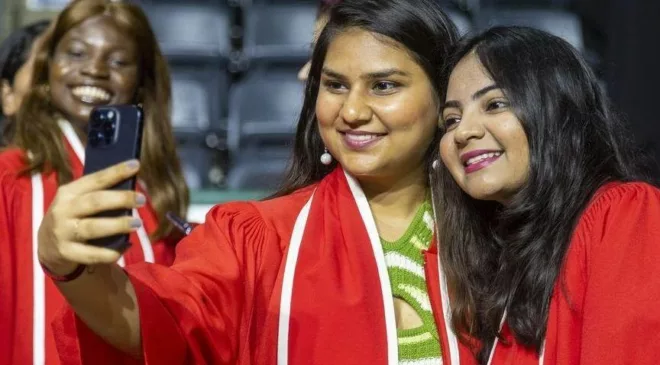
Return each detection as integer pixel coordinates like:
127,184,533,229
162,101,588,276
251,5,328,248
453,111,485,146
340,89,372,125
81,55,110,79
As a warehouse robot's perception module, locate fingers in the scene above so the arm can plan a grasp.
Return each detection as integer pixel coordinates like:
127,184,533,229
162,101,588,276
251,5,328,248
65,160,140,195
75,216,142,242
68,191,146,217
59,242,122,265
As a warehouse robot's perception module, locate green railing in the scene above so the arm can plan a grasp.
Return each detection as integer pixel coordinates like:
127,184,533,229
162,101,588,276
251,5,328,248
190,189,270,205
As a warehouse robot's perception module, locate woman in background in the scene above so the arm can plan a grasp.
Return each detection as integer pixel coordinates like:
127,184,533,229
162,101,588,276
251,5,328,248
297,0,342,81
0,20,50,143
0,1,188,364
436,26,660,364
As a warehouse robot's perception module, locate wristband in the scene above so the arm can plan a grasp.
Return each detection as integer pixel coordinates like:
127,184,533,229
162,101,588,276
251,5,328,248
39,261,86,282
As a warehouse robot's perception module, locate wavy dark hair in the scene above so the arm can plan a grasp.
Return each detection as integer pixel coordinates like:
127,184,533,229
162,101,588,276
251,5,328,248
433,26,653,363
272,0,458,197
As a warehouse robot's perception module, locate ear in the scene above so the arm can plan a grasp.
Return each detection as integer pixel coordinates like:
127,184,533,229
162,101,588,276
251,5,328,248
1,79,18,117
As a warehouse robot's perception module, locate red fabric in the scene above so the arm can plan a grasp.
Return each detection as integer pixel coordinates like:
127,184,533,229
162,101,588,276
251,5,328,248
55,184,314,364
483,182,660,364
54,169,402,364
0,141,176,365
52,178,660,365
288,168,389,363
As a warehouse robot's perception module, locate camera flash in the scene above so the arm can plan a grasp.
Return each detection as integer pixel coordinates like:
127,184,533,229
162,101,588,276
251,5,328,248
107,111,115,119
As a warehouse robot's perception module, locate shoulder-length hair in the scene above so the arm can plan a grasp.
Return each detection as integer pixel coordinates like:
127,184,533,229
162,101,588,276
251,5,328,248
13,0,188,239
434,26,653,363
271,0,459,197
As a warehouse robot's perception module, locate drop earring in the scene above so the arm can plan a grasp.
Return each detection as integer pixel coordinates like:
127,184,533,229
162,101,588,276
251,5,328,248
320,148,332,165
432,159,440,170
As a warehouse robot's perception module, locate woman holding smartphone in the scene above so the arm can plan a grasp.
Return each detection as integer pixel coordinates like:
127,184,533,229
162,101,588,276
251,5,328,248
0,1,188,364
38,0,461,363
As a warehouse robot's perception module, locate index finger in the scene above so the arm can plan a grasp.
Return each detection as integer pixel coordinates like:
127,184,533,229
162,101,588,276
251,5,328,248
69,160,140,194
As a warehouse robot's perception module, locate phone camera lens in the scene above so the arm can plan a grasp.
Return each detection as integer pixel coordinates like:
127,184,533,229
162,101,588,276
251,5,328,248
104,121,115,132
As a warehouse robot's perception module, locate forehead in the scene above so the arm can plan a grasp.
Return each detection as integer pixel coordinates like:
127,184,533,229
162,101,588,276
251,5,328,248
60,15,132,49
323,28,423,76
447,53,494,98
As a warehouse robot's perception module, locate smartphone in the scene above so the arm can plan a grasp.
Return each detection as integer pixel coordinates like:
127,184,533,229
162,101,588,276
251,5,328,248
83,105,144,250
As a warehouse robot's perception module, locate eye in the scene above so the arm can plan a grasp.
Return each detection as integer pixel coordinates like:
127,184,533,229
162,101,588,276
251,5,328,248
373,81,398,93
485,99,509,111
442,116,461,130
322,80,347,93
66,48,85,58
110,58,131,67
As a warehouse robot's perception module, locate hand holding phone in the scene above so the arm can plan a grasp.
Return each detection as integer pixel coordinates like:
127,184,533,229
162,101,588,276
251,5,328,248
82,105,144,250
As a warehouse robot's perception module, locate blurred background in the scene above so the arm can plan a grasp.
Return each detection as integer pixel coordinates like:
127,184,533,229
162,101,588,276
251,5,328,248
1,0,658,221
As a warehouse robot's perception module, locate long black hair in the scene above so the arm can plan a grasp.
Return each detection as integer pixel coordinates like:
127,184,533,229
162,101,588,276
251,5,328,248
434,26,654,363
271,0,458,197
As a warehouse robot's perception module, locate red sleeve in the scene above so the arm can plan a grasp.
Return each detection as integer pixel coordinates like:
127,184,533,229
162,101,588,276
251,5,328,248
53,202,275,365
578,182,660,364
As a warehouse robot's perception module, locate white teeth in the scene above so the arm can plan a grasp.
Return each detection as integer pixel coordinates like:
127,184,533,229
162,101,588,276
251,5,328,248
71,86,111,104
466,151,502,166
345,134,378,142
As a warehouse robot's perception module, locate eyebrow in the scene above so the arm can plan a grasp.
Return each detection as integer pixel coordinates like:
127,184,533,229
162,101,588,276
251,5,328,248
321,67,410,81
441,84,500,112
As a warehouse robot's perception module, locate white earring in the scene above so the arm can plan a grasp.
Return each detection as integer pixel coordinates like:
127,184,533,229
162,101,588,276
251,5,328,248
432,159,440,170
320,148,333,165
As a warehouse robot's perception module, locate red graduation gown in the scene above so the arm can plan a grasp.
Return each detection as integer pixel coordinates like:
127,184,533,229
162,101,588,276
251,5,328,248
484,182,660,365
53,171,660,364
0,121,177,365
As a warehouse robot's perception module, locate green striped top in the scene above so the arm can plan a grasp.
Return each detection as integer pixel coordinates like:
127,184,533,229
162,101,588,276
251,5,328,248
381,200,441,365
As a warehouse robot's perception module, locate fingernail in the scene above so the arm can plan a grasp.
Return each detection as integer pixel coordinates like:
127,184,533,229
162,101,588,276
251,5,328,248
135,194,146,206
130,218,142,228
126,159,139,170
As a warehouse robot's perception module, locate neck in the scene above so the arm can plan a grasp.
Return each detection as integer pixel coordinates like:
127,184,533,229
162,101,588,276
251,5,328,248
61,117,88,146
357,165,429,240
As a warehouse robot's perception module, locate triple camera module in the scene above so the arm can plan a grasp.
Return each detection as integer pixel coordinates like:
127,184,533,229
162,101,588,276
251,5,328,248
88,107,119,148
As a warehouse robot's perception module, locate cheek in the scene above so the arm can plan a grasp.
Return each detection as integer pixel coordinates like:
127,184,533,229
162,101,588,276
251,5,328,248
374,96,420,130
48,62,68,89
439,136,455,165
114,71,140,99
315,94,340,128
48,64,69,107
502,122,530,170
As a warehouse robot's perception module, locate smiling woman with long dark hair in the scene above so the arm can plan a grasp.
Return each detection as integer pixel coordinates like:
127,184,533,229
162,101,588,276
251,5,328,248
435,26,660,365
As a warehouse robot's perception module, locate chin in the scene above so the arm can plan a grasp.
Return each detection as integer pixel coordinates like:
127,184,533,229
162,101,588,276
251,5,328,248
338,156,381,175
342,166,379,179
463,184,503,202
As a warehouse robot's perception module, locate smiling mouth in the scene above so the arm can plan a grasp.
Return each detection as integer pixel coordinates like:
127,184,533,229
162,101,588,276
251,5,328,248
464,151,503,166
71,86,112,105
340,131,387,150
463,151,503,173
